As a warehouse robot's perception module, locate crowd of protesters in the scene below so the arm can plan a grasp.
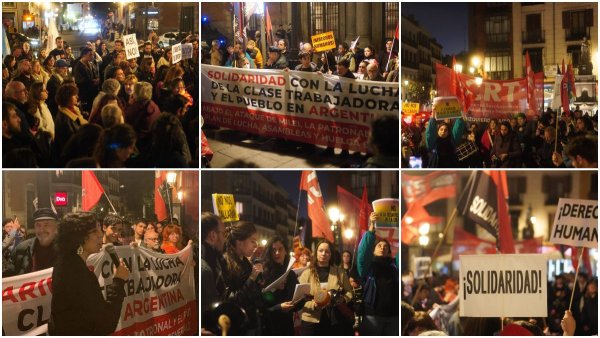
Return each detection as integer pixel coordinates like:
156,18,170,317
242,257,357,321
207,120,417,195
401,271,598,336
3,33,199,168
401,108,598,168
201,212,399,336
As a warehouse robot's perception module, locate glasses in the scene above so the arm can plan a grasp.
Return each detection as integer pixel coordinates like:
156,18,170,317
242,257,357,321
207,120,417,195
146,237,159,241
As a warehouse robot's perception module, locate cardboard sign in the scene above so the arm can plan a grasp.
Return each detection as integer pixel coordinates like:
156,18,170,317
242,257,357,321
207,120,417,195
433,96,462,120
459,254,547,317
550,198,598,249
212,193,239,222
412,256,432,279
402,102,420,115
123,33,140,60
371,198,399,227
311,31,336,52
181,43,193,60
172,43,182,64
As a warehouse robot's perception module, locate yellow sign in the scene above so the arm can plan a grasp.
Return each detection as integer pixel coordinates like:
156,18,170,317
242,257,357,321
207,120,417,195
311,31,336,52
402,102,420,115
371,198,399,227
433,96,462,120
212,194,239,222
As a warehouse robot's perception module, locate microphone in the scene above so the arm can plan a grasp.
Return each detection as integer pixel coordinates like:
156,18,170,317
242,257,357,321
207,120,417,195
218,314,231,336
104,243,120,269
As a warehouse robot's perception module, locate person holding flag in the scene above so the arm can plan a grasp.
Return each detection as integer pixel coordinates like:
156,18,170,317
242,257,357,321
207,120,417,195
356,212,399,336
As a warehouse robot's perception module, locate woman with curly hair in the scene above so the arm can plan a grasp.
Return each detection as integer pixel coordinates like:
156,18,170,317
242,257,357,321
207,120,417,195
49,212,129,335
93,124,137,168
298,239,353,335
222,221,263,334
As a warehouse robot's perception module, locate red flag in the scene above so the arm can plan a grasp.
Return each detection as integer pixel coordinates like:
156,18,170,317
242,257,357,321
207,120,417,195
394,24,399,40
401,203,442,244
82,171,104,211
337,185,374,245
525,51,537,112
450,56,458,96
571,247,592,274
453,226,540,260
401,172,457,209
155,171,168,222
300,171,333,242
489,171,515,254
567,63,576,101
265,6,273,46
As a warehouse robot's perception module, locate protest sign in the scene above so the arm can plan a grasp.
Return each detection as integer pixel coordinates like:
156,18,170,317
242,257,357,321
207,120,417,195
2,245,196,336
212,193,239,222
372,198,399,227
181,43,193,60
433,96,462,120
550,198,598,249
402,102,420,115
412,256,432,279
123,33,140,60
172,43,182,64
201,65,399,153
311,31,336,52
436,63,544,122
459,254,547,317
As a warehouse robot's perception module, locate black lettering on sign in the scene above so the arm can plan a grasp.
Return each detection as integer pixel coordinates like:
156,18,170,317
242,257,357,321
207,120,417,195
463,269,543,301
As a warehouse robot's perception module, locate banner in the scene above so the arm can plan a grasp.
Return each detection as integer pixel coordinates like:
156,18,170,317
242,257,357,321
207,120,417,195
459,254,547,317
550,198,598,248
2,245,196,336
402,101,419,115
311,31,336,52
124,33,139,60
436,63,544,121
172,43,182,64
453,227,542,259
211,193,239,222
201,65,399,153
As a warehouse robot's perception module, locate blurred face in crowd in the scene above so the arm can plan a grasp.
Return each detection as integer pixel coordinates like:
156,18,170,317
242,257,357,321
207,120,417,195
271,241,286,265
336,64,349,76
66,46,72,55
144,44,152,54
337,44,346,55
128,58,138,69
299,253,309,266
575,118,586,132
47,57,56,68
12,47,22,58
3,221,13,234
544,129,554,143
39,85,49,101
437,124,449,138
115,143,135,162
115,41,124,51
227,46,234,55
364,47,373,58
517,116,525,126
56,38,63,49
134,221,146,238
342,252,351,264
235,232,258,258
68,93,79,108
3,107,21,135
366,64,378,79
23,42,30,53
13,82,28,103
82,225,103,255
358,62,367,74
115,51,125,64
206,220,226,252
500,124,509,136
374,240,390,257
302,43,313,53
103,222,123,244
144,230,160,249
125,79,137,95
489,120,497,130
114,69,125,83
20,60,31,75
300,54,310,67
32,61,41,74
509,118,517,130
277,39,286,51
34,219,58,246
316,242,331,266
168,230,180,244
386,40,393,51
268,51,279,63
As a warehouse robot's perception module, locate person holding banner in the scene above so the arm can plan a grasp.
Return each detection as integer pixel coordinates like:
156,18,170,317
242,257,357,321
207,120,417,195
49,212,130,335
425,116,466,168
264,46,288,70
298,240,354,336
294,51,317,72
260,235,305,335
222,221,264,335
356,213,399,336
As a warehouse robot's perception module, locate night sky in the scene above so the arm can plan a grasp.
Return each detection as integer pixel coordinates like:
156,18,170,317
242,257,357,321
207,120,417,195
402,2,468,55
265,171,332,218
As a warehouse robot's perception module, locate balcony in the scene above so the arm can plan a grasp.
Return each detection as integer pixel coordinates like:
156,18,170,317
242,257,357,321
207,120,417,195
401,60,419,69
522,29,545,44
402,36,418,48
565,29,589,41
486,33,511,48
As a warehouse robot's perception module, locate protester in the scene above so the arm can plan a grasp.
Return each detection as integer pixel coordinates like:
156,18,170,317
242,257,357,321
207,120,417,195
364,114,399,167
335,42,356,73
124,81,160,153
265,46,288,70
27,81,55,139
49,212,129,335
131,218,146,246
200,212,226,316
246,40,263,69
292,247,312,269
54,83,88,153
210,40,223,66
72,47,100,113
100,104,124,128
425,117,466,167
101,215,123,245
161,224,183,254
298,239,353,335
491,121,522,167
260,235,305,335
141,229,164,253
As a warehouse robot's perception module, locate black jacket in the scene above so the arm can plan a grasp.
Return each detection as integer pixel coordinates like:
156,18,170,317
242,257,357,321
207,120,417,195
261,261,305,335
10,237,57,276
222,254,263,329
49,252,126,335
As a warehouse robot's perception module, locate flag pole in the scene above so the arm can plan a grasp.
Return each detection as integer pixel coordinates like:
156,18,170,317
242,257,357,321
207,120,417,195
568,247,585,311
102,191,117,214
385,36,395,73
293,185,302,240
165,182,173,223
555,107,561,153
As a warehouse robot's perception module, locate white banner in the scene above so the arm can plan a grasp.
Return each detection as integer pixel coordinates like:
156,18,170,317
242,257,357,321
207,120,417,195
459,254,547,317
172,43,182,64
124,33,140,60
201,65,399,152
550,198,598,248
2,245,196,335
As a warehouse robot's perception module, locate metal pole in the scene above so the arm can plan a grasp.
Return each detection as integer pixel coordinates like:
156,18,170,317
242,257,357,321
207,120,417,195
260,9,266,67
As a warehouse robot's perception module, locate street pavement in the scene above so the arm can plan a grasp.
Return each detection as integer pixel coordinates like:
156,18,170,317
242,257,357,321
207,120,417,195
203,127,369,168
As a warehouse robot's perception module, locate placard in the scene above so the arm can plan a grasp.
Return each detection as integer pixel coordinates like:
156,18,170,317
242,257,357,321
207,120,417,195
550,198,598,248
211,194,239,222
123,33,140,60
172,43,182,64
311,31,336,53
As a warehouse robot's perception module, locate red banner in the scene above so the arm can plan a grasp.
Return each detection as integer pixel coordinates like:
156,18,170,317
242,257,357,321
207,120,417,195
436,63,544,121
453,226,542,260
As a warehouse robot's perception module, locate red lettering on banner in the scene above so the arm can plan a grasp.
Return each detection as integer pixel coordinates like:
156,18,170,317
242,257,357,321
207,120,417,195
114,300,197,336
207,71,286,86
123,288,184,321
2,278,53,303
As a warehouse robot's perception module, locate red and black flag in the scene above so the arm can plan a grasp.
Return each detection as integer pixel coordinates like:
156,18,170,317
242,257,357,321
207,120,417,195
456,171,515,254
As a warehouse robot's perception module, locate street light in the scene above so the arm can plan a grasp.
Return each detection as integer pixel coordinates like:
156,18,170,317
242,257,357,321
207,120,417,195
343,228,354,240
453,63,463,73
475,77,483,86
261,239,267,246
471,55,481,68
327,206,344,251
166,172,177,184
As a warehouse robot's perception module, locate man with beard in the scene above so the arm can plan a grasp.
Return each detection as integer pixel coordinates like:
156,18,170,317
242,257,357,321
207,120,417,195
141,229,164,253
200,212,226,335
12,59,34,90
102,215,123,246
4,81,33,142
2,102,28,161
10,208,59,276
47,59,70,116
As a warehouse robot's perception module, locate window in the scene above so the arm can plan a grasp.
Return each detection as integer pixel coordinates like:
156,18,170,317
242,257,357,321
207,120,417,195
567,45,581,67
484,52,512,80
485,15,510,44
523,48,543,73
563,9,593,41
542,175,571,205
524,14,543,43
310,3,339,40
384,2,399,39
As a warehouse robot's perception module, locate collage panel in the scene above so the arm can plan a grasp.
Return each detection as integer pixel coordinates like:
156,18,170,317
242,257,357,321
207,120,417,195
200,170,400,335
200,2,399,168
1,170,199,335
400,170,598,336
2,2,199,169
401,2,598,169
